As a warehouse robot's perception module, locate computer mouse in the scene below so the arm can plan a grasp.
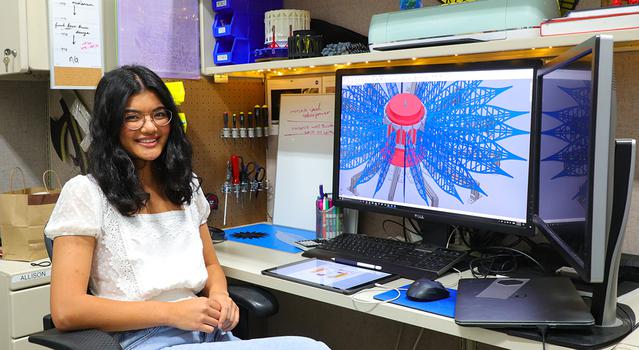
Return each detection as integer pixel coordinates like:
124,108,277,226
406,278,450,302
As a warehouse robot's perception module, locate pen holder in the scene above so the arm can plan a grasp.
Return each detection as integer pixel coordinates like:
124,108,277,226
316,206,343,240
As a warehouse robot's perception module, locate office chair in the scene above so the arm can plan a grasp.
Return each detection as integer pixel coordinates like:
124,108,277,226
29,235,278,350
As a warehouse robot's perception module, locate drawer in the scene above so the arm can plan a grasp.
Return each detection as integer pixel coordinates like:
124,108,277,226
13,335,49,350
9,284,50,338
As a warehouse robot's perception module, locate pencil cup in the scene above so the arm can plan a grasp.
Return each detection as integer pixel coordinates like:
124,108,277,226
316,206,343,240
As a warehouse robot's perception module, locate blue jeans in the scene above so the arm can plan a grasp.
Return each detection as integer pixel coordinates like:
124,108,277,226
115,326,331,350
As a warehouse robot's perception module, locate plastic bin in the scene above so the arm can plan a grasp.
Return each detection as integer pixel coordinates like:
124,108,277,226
213,12,262,39
213,0,282,13
214,38,252,65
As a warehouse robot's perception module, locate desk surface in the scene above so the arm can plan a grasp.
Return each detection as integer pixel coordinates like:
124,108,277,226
214,240,639,350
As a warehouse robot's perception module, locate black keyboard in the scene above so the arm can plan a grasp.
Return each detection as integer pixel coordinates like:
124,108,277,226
302,233,467,280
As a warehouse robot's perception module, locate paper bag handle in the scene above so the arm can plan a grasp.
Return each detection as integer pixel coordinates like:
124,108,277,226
9,167,27,193
42,170,62,193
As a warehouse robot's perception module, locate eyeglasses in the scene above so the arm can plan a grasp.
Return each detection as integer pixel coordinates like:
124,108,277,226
123,108,173,131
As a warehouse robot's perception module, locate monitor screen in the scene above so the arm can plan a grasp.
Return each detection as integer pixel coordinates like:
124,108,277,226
534,36,614,283
334,61,538,234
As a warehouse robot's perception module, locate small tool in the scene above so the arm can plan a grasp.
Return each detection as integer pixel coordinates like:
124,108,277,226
239,112,247,138
261,105,269,137
254,105,263,138
222,160,232,226
230,154,241,203
247,111,255,138
253,165,266,198
222,112,230,138
231,113,239,138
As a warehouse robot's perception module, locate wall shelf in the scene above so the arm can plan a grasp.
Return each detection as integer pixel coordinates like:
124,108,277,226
201,28,639,79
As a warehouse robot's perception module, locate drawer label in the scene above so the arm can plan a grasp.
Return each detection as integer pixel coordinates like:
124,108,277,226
216,0,227,7
12,270,50,284
218,27,226,34
217,54,228,61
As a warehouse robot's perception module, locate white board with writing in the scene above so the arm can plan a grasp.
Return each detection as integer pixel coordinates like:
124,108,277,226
48,0,104,89
273,94,335,231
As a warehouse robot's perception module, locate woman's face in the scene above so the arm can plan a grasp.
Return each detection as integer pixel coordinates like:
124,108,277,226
119,90,171,165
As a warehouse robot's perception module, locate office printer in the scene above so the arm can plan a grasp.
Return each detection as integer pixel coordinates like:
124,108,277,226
369,0,560,51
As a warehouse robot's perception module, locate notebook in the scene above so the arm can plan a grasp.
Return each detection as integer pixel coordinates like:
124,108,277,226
454,277,594,328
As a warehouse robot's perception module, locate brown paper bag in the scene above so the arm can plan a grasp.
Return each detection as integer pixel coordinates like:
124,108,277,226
0,169,61,261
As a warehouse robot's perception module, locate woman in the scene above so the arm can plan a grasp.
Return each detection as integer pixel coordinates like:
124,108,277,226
45,65,330,350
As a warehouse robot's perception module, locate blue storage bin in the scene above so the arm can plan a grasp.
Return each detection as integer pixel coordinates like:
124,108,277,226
213,12,262,40
213,0,282,13
214,38,252,65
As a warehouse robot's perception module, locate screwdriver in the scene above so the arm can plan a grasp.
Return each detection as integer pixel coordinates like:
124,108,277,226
261,105,269,137
223,160,232,226
254,105,263,138
231,155,240,203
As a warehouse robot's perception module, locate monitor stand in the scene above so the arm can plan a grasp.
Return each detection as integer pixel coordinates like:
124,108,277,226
507,139,637,349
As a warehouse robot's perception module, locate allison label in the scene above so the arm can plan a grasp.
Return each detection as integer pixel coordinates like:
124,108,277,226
11,270,51,284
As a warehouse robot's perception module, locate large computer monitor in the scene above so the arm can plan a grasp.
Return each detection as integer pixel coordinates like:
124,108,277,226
534,35,615,285
333,60,539,236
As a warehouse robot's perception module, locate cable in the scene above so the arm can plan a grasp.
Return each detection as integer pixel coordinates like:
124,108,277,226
393,324,404,350
469,246,546,278
403,217,409,242
538,326,548,350
408,218,421,236
30,260,51,267
411,328,424,350
382,219,419,238
350,283,407,304
446,226,459,249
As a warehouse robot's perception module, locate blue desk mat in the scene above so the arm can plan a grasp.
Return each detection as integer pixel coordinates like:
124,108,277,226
374,284,457,318
224,223,316,253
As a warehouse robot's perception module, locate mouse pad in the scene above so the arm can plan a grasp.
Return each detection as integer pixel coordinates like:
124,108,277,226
374,284,457,318
224,223,316,253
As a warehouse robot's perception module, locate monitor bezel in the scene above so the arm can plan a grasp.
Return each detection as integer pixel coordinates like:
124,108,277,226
333,59,542,236
533,35,614,283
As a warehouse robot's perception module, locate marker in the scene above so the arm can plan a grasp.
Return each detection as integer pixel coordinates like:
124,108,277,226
331,258,382,271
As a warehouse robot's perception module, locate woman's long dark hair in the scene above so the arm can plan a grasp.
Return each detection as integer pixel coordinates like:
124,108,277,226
88,65,195,216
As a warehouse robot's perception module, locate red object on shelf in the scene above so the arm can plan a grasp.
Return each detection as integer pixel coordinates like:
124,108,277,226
611,0,624,5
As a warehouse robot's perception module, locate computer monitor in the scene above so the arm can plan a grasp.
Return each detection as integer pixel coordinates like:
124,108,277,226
333,60,540,236
534,35,615,285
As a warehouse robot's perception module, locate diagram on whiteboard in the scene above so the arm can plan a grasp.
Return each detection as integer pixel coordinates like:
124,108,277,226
338,77,532,218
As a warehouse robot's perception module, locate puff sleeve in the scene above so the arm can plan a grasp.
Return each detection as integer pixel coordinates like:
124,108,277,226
45,175,103,239
192,183,211,226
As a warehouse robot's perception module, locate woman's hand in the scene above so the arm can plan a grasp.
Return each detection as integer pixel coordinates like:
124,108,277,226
208,291,239,332
169,297,221,333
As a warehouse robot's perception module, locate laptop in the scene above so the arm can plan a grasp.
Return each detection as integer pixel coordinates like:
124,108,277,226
455,277,594,328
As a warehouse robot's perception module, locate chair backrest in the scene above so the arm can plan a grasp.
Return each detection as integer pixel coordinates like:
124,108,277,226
44,234,53,260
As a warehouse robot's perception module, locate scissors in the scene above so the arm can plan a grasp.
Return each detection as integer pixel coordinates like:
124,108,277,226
243,161,265,198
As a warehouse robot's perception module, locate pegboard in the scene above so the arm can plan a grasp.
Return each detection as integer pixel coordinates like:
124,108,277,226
172,77,267,229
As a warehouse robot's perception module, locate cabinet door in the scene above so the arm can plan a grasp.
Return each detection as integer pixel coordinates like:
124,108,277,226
0,0,29,75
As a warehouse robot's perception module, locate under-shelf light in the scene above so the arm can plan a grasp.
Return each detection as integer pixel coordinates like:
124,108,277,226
412,57,417,61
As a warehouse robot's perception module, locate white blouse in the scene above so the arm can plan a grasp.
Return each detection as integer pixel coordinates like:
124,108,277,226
45,175,210,302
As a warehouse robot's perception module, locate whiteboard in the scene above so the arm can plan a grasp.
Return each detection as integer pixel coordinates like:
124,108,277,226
273,94,335,231
48,0,104,89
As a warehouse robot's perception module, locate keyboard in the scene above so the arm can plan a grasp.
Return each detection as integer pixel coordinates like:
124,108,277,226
302,233,467,280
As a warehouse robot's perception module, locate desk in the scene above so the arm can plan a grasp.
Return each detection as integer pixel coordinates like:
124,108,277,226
214,240,639,350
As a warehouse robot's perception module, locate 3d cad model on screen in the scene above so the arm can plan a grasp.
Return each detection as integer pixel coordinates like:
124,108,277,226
338,78,533,220
539,72,592,222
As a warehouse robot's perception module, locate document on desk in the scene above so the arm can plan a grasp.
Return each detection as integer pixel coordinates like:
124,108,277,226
262,258,397,294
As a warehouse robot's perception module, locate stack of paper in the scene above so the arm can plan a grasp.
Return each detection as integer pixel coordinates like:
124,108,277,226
540,4,639,36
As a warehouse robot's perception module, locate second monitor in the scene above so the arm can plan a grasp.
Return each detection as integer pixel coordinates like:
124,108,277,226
333,60,540,235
